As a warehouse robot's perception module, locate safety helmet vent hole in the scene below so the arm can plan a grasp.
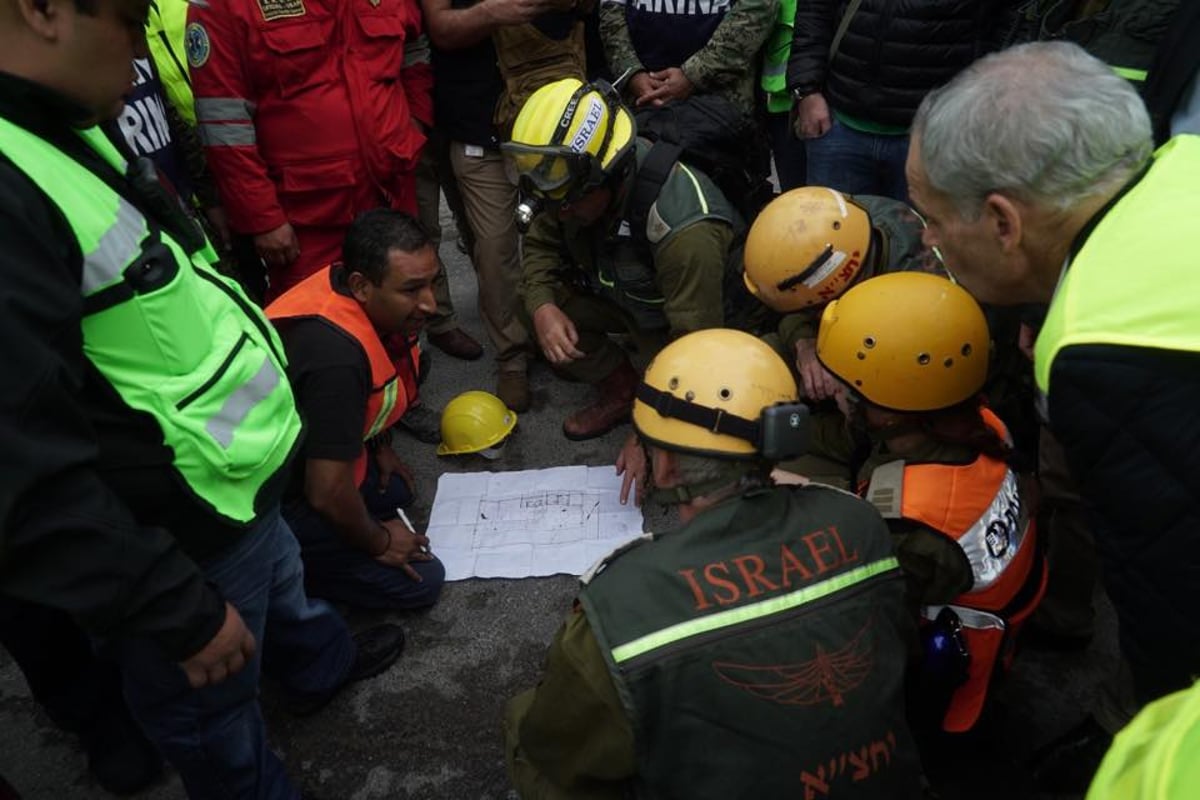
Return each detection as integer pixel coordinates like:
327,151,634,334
668,377,680,390
684,390,695,401
718,387,733,401
854,380,863,387
961,343,973,356
856,352,866,360
917,353,931,365
832,221,842,230
863,336,876,349
943,358,954,368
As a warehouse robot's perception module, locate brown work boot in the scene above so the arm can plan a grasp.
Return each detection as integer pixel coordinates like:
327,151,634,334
562,360,638,441
428,328,484,361
497,370,530,413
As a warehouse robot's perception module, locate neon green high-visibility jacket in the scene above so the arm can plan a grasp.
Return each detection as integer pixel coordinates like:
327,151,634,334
1035,135,1200,393
0,117,301,524
760,0,797,114
147,0,195,126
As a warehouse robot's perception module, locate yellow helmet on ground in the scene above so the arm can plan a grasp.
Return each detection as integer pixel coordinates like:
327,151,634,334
437,391,517,458
634,329,801,460
743,186,873,312
816,273,989,412
502,78,635,203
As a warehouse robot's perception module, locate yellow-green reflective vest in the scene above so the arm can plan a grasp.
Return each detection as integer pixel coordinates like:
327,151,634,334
1034,135,1200,393
1087,679,1200,799
760,0,797,114
0,117,301,525
146,0,194,126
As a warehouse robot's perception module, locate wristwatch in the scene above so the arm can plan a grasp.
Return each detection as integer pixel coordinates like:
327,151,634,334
791,88,811,103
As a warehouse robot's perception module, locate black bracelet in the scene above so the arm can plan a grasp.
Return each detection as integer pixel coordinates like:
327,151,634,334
371,522,392,558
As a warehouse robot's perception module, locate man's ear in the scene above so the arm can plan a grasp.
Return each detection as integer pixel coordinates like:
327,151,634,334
649,446,678,488
345,270,372,303
983,192,1024,254
18,0,62,39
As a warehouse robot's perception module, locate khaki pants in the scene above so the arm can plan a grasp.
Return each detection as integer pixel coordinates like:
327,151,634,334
415,138,460,336
449,143,531,373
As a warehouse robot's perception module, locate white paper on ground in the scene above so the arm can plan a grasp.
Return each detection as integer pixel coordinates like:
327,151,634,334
427,465,646,581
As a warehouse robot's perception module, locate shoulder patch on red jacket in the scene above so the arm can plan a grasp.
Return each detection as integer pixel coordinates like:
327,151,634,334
185,22,210,69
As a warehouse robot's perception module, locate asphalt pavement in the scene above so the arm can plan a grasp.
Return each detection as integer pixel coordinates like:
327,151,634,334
0,213,1117,799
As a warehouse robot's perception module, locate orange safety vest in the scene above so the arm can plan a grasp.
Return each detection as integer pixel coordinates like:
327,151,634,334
864,409,1047,733
266,265,419,486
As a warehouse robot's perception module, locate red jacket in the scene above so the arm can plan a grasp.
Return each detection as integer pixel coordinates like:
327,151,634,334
188,0,432,236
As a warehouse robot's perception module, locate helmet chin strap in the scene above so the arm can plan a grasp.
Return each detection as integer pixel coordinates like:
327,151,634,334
644,471,766,508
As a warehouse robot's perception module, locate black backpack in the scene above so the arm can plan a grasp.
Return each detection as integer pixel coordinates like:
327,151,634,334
626,94,773,244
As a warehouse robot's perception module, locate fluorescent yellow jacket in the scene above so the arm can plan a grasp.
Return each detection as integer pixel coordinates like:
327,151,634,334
1035,135,1200,393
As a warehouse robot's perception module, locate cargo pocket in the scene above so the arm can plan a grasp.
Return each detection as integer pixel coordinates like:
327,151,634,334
354,13,407,79
276,158,360,228
260,20,333,99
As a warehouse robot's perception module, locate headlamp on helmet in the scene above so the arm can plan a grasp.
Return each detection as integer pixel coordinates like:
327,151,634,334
633,330,808,462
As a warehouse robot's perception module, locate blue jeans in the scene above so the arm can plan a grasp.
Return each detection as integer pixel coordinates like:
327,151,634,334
285,460,446,611
804,115,910,201
118,509,355,800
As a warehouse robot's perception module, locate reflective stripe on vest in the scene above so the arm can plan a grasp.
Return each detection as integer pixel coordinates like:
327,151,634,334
1034,136,1200,393
610,556,899,664
0,117,302,524
265,267,417,483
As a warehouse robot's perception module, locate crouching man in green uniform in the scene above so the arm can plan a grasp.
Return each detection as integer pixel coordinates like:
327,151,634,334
504,328,924,799
503,78,738,441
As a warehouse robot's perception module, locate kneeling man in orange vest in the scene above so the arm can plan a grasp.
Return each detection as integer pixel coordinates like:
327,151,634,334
267,210,445,611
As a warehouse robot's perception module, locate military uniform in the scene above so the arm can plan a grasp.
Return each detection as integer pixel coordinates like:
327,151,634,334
520,139,737,383
799,412,975,611
506,484,923,799
597,0,778,118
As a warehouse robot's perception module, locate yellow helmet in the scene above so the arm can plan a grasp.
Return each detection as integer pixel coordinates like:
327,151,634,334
816,273,989,412
436,391,518,458
743,187,873,312
634,329,800,459
502,78,636,203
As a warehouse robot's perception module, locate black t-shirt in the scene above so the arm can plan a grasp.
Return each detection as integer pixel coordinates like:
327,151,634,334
277,316,370,502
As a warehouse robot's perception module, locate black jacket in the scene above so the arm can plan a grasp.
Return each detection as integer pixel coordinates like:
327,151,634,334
1048,344,1200,702
787,0,1010,127
1142,2,1200,144
0,72,226,660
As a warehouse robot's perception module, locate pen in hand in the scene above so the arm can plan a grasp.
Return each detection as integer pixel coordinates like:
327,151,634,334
396,507,430,555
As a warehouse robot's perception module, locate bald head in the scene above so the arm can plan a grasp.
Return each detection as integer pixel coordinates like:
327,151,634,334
911,41,1152,220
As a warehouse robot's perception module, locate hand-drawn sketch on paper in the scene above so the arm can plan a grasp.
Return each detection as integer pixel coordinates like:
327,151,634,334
427,465,646,580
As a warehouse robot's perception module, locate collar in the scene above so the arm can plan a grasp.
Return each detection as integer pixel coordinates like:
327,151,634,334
1066,159,1154,264
1051,159,1153,307
0,70,98,137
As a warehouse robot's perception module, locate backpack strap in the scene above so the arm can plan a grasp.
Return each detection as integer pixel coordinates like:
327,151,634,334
627,138,683,245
